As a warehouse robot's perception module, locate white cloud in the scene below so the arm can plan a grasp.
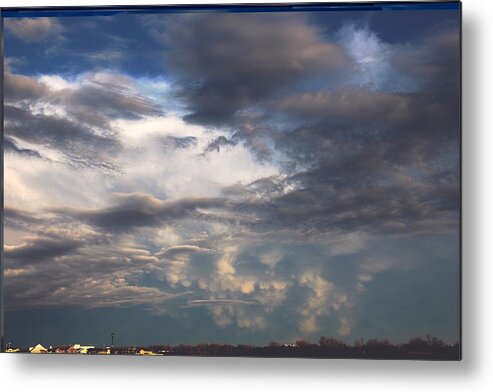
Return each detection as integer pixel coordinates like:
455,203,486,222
298,271,350,335
4,153,112,211
337,24,415,92
337,316,352,337
112,115,280,199
259,249,283,268
208,304,267,331
38,75,75,92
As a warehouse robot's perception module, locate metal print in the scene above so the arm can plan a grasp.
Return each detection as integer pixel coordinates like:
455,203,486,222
1,2,461,359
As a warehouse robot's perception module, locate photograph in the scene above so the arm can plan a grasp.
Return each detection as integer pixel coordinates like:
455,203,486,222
2,1,461,360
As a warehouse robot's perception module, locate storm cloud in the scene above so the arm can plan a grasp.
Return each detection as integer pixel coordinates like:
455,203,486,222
151,12,348,126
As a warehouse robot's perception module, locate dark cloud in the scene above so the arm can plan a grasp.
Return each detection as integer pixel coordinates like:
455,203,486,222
160,136,198,150
239,27,461,238
4,236,82,265
3,251,179,311
204,136,237,153
4,70,49,102
393,30,460,96
4,206,42,226
50,193,227,232
156,245,209,259
222,176,285,201
152,13,348,126
4,137,42,158
242,181,458,237
188,299,257,306
273,87,414,127
4,104,120,169
273,29,460,163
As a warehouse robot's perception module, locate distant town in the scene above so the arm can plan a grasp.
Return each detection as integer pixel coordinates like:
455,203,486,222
4,336,460,359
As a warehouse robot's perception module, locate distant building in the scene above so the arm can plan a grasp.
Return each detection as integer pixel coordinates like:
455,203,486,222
29,344,48,354
137,349,161,356
66,344,95,354
54,345,70,354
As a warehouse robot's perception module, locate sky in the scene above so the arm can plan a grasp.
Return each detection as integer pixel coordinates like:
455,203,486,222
2,3,460,349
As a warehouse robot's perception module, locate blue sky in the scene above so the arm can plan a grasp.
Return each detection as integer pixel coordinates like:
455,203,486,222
3,3,460,348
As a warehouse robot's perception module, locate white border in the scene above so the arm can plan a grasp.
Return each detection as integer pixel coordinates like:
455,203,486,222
1,1,492,391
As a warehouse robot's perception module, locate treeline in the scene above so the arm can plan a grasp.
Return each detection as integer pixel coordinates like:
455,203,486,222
138,336,460,359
